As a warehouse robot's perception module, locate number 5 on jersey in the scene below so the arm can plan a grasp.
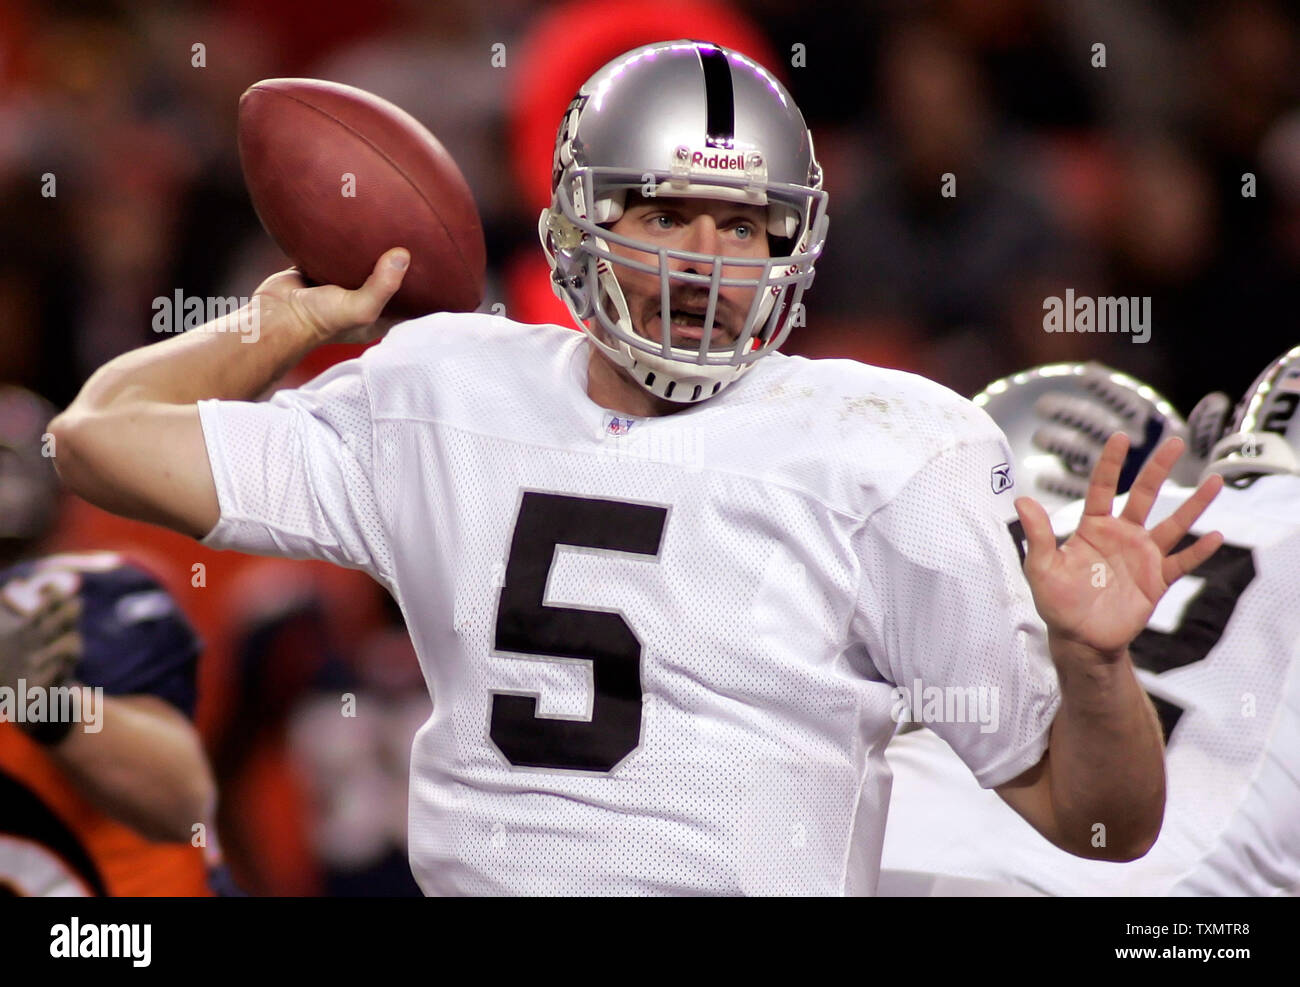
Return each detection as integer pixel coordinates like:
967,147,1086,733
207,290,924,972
489,492,668,772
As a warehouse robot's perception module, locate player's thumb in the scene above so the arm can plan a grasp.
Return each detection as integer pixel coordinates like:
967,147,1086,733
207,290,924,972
1013,496,1055,572
348,248,409,325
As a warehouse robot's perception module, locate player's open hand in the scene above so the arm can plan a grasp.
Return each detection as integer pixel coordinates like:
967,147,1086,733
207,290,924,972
1015,433,1225,659
251,247,410,346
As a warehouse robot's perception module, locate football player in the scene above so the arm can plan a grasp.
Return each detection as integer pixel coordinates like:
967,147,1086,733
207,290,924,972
881,354,1300,895
51,41,1223,895
0,385,217,895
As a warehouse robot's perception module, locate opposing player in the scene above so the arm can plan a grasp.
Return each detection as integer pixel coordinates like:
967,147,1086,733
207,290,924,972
50,41,1223,895
0,386,218,896
882,353,1300,895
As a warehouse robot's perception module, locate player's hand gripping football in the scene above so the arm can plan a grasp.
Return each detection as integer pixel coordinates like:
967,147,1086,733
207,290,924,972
1015,433,1225,659
251,247,410,346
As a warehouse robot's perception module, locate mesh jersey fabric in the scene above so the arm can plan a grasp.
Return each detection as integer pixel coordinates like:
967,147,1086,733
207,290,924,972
197,313,1059,895
881,474,1300,896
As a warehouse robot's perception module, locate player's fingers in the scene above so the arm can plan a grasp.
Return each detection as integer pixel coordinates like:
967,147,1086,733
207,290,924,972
1150,472,1224,554
1082,432,1129,517
344,248,409,325
30,631,82,687
1014,496,1057,572
50,630,82,666
36,595,81,641
28,584,73,627
1162,530,1224,584
1120,436,1186,526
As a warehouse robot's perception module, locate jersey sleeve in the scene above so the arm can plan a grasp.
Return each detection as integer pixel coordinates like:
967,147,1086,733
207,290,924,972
851,430,1061,789
197,357,393,586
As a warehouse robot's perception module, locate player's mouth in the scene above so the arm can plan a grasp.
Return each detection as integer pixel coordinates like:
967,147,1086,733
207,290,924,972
648,309,736,348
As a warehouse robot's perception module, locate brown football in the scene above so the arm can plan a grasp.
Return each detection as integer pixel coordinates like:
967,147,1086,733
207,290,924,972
237,78,486,317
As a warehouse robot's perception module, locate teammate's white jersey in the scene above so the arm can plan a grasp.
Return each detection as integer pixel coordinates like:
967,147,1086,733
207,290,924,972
197,314,1059,895
881,474,1300,896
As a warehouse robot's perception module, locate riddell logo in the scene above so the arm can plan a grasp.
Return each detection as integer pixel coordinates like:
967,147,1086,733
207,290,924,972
690,150,746,171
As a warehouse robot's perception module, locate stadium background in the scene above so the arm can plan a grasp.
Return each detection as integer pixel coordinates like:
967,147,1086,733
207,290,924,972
0,0,1296,894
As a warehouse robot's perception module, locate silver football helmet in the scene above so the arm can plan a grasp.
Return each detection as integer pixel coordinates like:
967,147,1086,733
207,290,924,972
539,40,829,403
974,362,1188,514
1204,344,1300,480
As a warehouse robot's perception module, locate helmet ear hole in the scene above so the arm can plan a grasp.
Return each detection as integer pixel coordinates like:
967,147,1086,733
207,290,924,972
766,233,794,256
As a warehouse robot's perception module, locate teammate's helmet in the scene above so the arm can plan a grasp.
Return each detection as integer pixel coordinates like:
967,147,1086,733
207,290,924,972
1204,344,1300,480
0,386,60,556
539,40,829,404
974,362,1187,513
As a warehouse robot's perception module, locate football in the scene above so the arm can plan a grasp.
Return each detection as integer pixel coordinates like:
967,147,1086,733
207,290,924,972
237,77,486,318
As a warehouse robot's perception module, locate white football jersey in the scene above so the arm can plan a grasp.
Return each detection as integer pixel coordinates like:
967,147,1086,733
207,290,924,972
197,314,1060,895
881,474,1300,896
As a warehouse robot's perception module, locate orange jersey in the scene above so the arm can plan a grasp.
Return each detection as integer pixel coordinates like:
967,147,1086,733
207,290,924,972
0,725,210,896
0,551,212,896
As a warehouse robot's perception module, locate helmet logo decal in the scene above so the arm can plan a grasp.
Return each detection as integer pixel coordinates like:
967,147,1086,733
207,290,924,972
696,44,735,149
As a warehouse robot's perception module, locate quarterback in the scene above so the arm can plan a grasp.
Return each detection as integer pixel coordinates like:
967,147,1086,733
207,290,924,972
50,42,1222,894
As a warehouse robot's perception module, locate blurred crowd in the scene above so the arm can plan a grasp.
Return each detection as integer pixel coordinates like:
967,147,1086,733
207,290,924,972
0,0,1297,894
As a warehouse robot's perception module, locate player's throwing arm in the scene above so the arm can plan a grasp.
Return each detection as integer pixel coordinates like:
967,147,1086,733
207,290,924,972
48,251,411,539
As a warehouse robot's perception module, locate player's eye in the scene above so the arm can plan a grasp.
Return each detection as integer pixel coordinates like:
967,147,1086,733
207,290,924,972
650,213,676,230
732,222,754,240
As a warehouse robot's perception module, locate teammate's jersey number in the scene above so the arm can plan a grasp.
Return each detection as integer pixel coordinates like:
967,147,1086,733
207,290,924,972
1263,392,1299,434
489,493,667,772
1008,523,1256,744
1129,537,1256,741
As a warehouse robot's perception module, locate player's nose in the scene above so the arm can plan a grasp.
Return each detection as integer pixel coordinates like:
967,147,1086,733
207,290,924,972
678,215,720,276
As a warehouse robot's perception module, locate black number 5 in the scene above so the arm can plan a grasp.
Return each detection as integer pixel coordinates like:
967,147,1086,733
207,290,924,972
490,492,668,772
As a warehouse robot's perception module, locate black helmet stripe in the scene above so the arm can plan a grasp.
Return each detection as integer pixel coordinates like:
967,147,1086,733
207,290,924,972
696,43,735,149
